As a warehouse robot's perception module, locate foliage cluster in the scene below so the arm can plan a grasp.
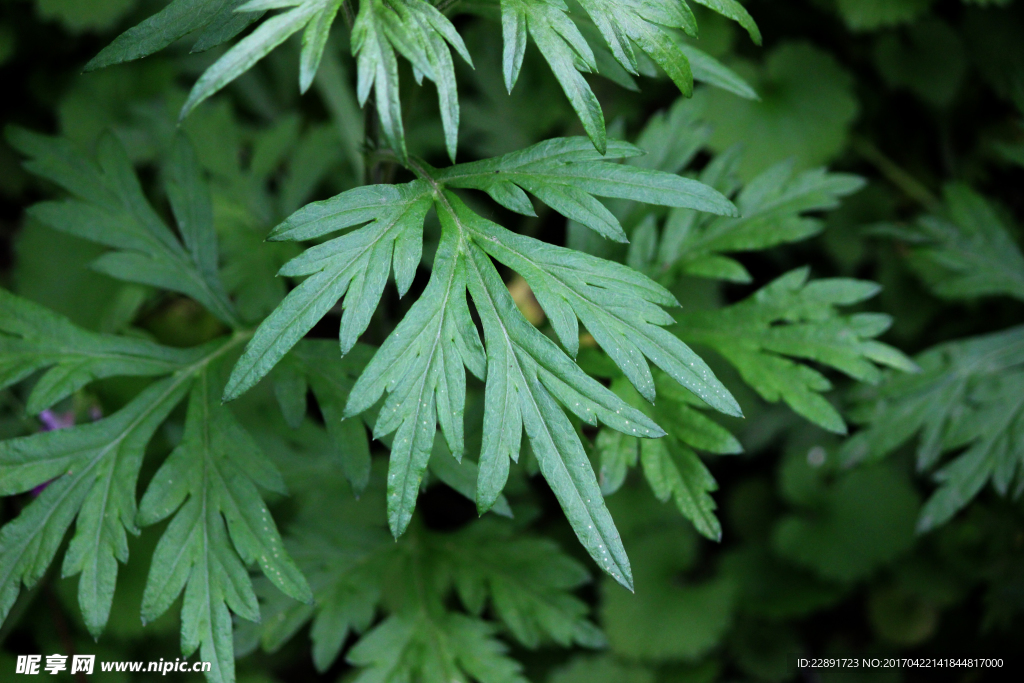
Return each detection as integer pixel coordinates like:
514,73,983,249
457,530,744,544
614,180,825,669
1,0,1023,681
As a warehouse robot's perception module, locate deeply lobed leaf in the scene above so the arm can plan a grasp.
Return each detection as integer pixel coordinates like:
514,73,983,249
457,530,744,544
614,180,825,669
225,137,739,586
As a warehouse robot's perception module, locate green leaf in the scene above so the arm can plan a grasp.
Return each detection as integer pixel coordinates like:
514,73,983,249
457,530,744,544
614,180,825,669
353,0,473,162
181,1,324,119
251,519,392,671
640,438,721,541
842,325,1024,531
249,501,592,677
461,226,636,590
595,374,738,538
224,183,432,401
281,340,376,495
0,289,198,414
137,368,311,683
348,613,527,683
497,0,761,150
300,0,344,94
835,0,934,31
0,374,192,635
888,184,1024,302
437,137,737,243
677,268,917,433
467,216,739,413
690,0,762,44
428,437,515,519
679,42,758,100
597,428,638,495
86,0,253,70
505,0,605,152
659,158,866,282
448,521,605,649
345,228,484,537
9,128,240,327
227,138,738,584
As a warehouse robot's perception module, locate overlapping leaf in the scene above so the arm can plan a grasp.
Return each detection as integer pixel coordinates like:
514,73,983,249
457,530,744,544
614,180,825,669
0,297,275,667
652,157,866,283
247,504,600,678
842,326,1024,531
676,268,917,434
8,129,240,327
594,374,739,540
0,289,196,414
843,185,1024,530
84,0,759,159
876,184,1024,302
271,340,376,494
86,0,265,70
495,0,760,151
353,0,473,161
225,136,740,586
3,133,311,683
137,367,311,683
0,372,193,636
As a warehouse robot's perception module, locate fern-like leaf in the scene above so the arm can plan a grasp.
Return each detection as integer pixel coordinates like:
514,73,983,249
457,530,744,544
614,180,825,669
137,367,311,683
0,290,196,415
676,268,917,434
842,326,1024,531
225,137,740,587
8,129,240,327
0,373,193,635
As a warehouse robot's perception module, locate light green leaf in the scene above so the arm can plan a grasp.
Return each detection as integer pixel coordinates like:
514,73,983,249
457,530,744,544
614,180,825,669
677,268,917,433
0,375,192,634
138,368,311,683
223,183,432,401
0,289,198,414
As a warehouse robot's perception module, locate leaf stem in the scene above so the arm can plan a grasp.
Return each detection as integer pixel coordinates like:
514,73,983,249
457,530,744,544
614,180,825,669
852,138,942,213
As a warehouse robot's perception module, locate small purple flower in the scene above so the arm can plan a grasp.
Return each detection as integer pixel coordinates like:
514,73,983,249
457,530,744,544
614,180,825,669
39,409,76,432
31,409,80,496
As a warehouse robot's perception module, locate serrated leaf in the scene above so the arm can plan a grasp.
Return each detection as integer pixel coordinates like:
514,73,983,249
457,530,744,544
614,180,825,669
138,368,311,683
842,325,1024,531
224,183,432,401
227,137,738,584
9,128,240,327
182,1,324,119
496,0,761,150
895,184,1024,302
640,438,721,541
354,0,472,162
677,268,917,434
468,217,740,413
0,374,192,634
0,289,198,414
85,0,244,71
345,228,483,536
659,158,866,279
284,340,376,495
348,613,527,683
461,232,635,590
448,521,603,648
